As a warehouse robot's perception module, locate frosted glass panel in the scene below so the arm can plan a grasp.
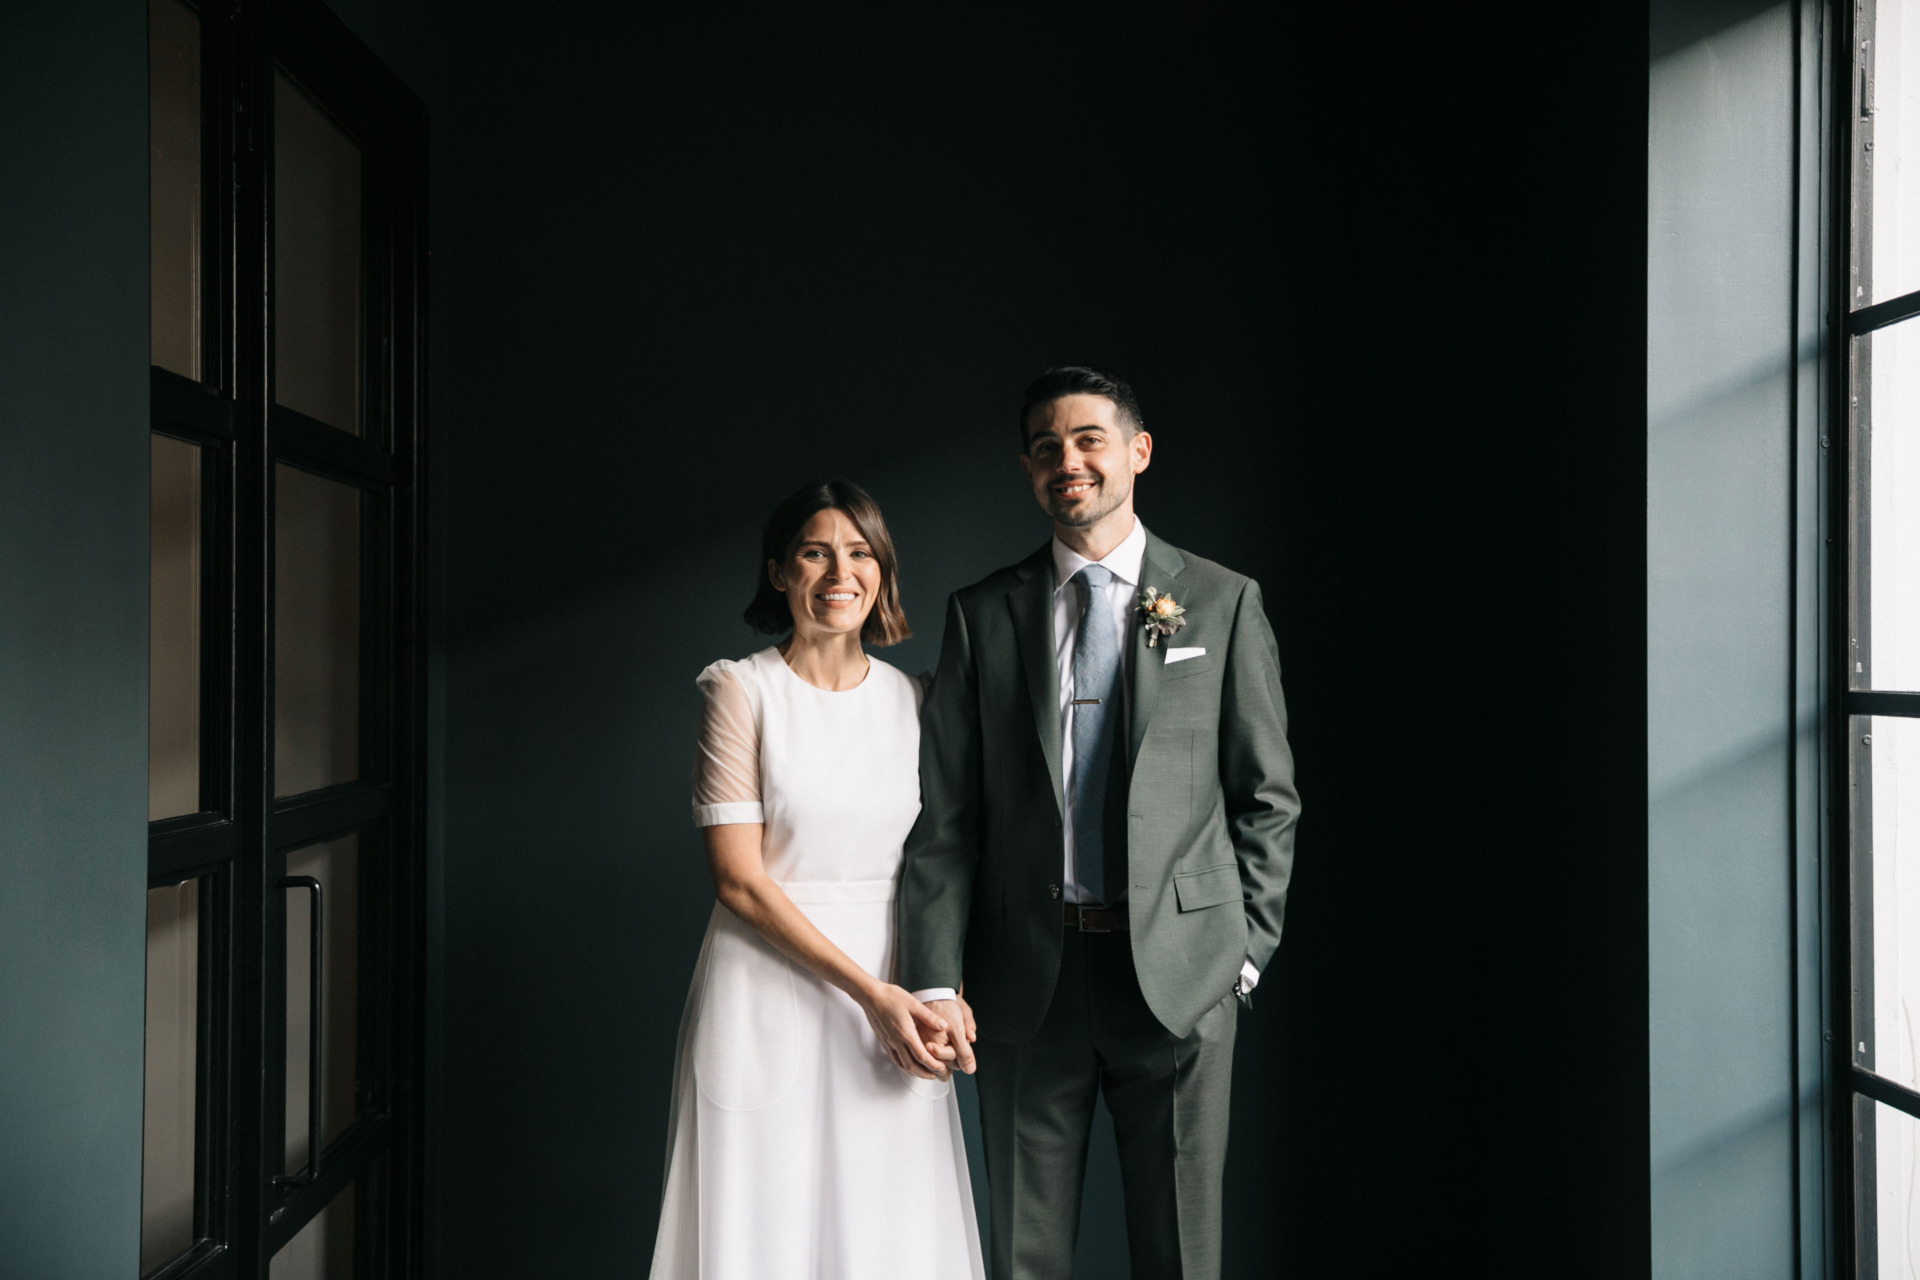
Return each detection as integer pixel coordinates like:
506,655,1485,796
1868,321,1920,692
1867,717,1920,1086
1867,1098,1920,1276
275,465,360,796
151,435,202,819
284,834,359,1172
141,879,199,1274
1871,0,1920,304
150,0,201,379
274,72,362,434
270,1181,356,1280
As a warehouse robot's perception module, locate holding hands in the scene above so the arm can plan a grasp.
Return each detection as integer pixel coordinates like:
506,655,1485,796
858,985,978,1081
923,997,977,1076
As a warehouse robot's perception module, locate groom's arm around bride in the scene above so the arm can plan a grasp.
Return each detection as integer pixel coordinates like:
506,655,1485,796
897,366,1300,1280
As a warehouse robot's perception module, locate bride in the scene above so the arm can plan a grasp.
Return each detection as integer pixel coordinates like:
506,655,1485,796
649,479,986,1280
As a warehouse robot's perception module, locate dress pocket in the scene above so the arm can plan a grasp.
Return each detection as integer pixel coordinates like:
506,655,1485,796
692,906,800,1111
908,1073,952,1100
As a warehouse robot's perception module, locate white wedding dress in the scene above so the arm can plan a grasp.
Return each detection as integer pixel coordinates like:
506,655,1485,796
649,646,985,1280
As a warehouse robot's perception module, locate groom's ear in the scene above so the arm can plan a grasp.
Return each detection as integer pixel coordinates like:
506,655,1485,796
1130,429,1153,474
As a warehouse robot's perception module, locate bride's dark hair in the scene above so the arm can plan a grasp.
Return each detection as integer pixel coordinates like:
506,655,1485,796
744,479,911,646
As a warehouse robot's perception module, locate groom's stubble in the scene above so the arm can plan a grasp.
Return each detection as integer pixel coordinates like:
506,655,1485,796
1019,392,1153,555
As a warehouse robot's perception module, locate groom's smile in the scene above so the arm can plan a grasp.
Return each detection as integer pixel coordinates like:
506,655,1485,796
1020,392,1154,533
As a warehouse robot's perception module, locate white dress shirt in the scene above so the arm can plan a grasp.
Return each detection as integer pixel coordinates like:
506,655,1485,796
914,517,1258,1005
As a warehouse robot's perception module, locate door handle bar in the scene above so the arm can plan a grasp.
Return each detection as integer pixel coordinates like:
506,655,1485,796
272,875,323,1189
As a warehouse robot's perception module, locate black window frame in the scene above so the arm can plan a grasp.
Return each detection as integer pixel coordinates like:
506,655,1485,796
1829,0,1920,1272
142,0,429,1276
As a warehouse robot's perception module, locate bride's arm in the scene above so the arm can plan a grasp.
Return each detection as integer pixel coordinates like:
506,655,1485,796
703,823,956,1080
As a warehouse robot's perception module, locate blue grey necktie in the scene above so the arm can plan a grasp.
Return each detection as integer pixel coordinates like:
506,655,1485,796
1070,565,1122,904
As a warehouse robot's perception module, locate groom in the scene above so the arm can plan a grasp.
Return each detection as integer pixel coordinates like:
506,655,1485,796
899,367,1300,1279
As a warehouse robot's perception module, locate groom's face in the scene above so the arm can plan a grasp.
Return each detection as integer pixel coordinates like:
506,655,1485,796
1020,394,1153,528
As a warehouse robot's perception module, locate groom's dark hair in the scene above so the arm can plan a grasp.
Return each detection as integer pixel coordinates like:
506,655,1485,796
1019,365,1144,450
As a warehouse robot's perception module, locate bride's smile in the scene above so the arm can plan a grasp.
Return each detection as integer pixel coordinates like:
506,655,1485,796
770,507,883,643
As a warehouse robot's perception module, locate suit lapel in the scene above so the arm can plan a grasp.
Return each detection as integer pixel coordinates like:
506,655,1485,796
1006,545,1065,818
1128,532,1188,763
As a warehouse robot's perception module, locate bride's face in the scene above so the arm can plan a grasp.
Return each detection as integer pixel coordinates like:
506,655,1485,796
769,507,881,642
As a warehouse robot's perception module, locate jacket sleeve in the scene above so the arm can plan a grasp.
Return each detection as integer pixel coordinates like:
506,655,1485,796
896,593,983,992
1218,579,1300,974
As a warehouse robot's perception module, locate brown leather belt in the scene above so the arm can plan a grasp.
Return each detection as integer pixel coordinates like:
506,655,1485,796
1064,902,1129,932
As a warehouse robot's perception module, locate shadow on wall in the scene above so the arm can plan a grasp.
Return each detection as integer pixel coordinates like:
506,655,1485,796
1648,0,1814,1275
1649,0,1788,59
426,0,1656,1272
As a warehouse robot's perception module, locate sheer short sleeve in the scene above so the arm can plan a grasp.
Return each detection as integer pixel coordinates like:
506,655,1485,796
692,664,763,826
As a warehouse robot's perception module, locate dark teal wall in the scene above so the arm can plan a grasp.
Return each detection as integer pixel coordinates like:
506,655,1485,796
1647,1,1827,1275
428,4,1651,1277
0,1,151,1272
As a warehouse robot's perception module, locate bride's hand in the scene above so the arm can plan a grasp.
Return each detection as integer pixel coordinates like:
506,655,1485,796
860,983,956,1080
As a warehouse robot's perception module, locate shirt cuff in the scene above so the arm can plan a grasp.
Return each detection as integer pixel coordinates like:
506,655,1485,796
1236,960,1261,994
912,988,958,1004
693,801,764,827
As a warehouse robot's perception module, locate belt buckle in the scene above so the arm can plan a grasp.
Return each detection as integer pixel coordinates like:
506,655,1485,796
1076,904,1112,934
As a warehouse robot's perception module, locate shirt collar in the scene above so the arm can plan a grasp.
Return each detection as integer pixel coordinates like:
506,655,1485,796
1052,516,1148,593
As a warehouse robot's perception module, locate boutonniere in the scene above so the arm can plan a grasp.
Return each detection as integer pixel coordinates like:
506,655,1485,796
1137,586,1187,648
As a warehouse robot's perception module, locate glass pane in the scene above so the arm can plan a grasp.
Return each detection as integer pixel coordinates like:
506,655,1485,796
275,465,360,796
1861,1097,1920,1275
269,1181,356,1280
151,435,202,819
141,879,199,1273
284,833,359,1172
274,72,362,434
1869,0,1920,304
149,0,201,379
1864,717,1920,1084
1867,320,1920,692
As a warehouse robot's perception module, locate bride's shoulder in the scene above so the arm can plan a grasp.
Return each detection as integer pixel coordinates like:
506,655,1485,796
696,647,781,697
865,655,928,703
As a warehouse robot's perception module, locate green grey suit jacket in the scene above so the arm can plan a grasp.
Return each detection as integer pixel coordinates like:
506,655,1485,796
898,530,1300,1043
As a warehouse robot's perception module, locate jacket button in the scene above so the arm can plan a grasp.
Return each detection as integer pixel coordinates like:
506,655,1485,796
1048,884,1060,899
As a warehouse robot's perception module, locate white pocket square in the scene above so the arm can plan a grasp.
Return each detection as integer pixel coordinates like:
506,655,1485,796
1164,646,1206,664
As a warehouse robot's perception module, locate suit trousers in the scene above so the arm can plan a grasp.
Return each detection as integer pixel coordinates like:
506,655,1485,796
974,928,1237,1280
